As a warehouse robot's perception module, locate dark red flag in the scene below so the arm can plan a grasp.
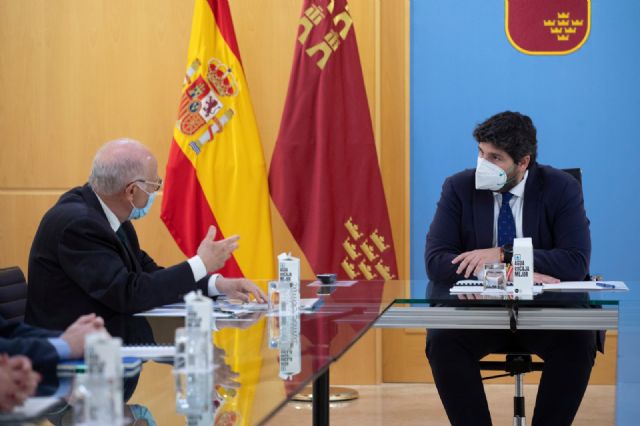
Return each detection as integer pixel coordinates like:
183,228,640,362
269,0,398,281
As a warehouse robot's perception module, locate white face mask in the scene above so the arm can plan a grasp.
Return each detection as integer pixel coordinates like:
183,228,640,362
475,157,508,191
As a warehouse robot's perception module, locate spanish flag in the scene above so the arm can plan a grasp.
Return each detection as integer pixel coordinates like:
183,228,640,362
161,0,274,281
269,0,398,281
161,1,272,423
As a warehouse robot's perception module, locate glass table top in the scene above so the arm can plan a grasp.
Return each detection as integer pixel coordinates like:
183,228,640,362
101,279,404,426
36,279,637,425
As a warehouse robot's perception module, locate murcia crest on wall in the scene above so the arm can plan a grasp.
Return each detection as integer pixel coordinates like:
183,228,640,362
506,0,590,55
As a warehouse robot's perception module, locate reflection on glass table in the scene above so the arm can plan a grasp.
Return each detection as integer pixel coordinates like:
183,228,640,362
120,279,399,426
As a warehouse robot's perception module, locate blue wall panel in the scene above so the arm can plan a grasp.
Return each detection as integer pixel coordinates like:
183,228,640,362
410,1,640,298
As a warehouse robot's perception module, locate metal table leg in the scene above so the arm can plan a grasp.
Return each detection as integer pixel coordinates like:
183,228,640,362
313,369,330,426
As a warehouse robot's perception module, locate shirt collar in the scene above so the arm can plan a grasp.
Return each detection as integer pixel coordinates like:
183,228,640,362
510,169,529,198
95,192,122,233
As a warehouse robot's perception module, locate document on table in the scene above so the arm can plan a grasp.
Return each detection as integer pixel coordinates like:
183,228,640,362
121,345,175,359
138,297,323,319
450,280,628,294
450,280,543,295
0,397,63,423
218,298,322,311
135,308,237,318
542,281,629,292
308,280,357,287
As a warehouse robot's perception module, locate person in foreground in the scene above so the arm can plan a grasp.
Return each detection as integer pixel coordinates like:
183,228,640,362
424,111,596,425
26,138,265,330
0,313,105,411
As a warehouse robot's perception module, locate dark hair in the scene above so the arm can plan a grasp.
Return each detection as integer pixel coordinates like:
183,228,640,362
472,111,537,166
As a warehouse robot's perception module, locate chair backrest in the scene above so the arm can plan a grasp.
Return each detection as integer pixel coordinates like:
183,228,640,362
562,168,582,186
0,266,28,323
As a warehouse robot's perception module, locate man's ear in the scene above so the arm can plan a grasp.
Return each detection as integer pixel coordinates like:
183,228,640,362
518,154,531,171
124,182,136,199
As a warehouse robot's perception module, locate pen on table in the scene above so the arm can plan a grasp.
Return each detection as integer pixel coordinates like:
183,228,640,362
213,307,237,316
595,282,616,289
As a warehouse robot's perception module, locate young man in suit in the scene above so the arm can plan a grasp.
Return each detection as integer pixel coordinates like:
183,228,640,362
424,111,595,426
26,139,265,330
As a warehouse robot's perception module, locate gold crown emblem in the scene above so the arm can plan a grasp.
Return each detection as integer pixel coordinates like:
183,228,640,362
343,239,360,260
370,230,390,253
557,34,570,41
207,58,238,97
374,261,395,280
341,257,358,279
564,27,577,34
360,241,379,262
557,12,570,19
345,217,363,240
557,20,570,26
550,27,563,34
358,261,375,280
571,19,584,26
543,20,555,26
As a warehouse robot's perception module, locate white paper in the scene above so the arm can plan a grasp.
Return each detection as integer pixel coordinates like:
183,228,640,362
1,397,61,420
307,280,357,287
135,308,237,318
542,281,628,292
121,345,175,359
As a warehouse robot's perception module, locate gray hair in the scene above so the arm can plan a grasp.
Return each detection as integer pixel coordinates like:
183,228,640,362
88,139,147,195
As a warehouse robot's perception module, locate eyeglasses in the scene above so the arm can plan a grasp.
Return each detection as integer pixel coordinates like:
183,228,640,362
132,178,163,193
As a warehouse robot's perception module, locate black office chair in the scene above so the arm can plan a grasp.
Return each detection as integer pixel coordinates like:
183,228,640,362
479,167,585,425
0,266,28,323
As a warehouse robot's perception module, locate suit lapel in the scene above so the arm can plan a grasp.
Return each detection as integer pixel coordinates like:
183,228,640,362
80,184,141,272
473,189,494,248
523,164,541,244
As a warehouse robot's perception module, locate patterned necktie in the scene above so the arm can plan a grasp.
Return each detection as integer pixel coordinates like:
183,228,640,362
497,192,516,247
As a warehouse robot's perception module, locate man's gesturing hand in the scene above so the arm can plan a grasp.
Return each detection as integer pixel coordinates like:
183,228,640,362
197,226,240,273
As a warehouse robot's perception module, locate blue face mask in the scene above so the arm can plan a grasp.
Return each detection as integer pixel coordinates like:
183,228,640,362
128,189,156,220
128,404,157,426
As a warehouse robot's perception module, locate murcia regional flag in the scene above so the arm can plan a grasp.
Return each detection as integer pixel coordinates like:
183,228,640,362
506,0,590,55
269,0,398,281
161,0,274,281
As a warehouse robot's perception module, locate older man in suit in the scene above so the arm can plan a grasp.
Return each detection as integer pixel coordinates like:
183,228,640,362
424,111,595,426
26,139,265,330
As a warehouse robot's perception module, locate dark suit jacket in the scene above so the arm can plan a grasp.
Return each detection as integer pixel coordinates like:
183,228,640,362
0,314,60,377
26,184,209,330
425,163,591,284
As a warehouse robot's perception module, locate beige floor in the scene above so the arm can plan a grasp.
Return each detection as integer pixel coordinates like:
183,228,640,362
267,383,615,425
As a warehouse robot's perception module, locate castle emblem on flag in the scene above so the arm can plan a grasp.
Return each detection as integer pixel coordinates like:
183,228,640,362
341,217,395,281
177,57,239,154
506,0,590,55
297,0,354,70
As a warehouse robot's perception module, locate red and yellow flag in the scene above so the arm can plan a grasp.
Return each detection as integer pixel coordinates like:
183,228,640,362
269,0,398,281
161,1,273,424
161,0,274,281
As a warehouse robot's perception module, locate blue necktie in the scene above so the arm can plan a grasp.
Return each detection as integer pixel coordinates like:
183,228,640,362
497,192,516,247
